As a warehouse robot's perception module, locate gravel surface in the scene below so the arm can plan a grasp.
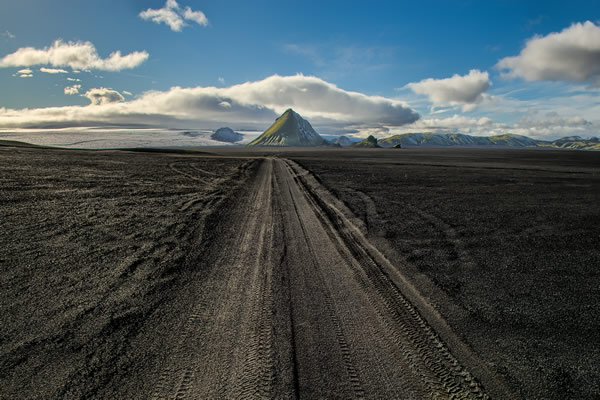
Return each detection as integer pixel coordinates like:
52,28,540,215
290,148,600,400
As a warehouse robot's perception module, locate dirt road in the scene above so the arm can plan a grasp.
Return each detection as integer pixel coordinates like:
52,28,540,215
150,157,497,399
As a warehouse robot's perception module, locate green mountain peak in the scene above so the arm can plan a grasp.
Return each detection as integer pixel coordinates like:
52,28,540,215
248,109,327,147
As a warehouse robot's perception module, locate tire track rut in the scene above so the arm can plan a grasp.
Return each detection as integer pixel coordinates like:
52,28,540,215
282,158,494,399
149,157,503,399
150,159,289,399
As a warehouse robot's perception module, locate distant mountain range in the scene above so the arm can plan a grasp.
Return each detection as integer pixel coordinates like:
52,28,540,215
247,109,599,150
376,133,600,150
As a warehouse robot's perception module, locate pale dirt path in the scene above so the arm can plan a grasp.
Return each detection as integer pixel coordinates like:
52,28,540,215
151,157,494,399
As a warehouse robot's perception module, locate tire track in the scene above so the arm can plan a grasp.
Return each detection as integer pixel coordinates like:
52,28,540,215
189,163,219,176
283,174,366,399
169,162,211,185
283,158,493,399
149,155,503,399
150,158,288,399
281,160,425,398
403,203,478,270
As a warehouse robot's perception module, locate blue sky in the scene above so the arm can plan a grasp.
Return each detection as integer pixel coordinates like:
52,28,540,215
1,0,599,143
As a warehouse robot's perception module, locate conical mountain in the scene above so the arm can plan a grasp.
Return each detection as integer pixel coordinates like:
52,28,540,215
248,108,327,146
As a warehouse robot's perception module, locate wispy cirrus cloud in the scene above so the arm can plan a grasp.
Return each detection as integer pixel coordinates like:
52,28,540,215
0,40,148,71
139,0,208,32
1,30,15,39
283,42,397,78
497,21,600,84
405,70,492,112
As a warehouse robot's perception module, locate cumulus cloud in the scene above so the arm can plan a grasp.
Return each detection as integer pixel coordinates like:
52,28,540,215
220,74,419,125
64,84,81,95
0,74,419,130
40,67,68,74
0,39,149,71
406,70,491,111
139,0,208,32
497,21,600,84
83,88,125,105
122,90,132,96
67,77,80,82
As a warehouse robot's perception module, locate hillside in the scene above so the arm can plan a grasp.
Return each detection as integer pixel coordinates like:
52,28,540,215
248,109,327,147
352,135,380,148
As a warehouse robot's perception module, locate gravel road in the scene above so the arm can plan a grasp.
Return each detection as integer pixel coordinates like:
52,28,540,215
149,157,501,399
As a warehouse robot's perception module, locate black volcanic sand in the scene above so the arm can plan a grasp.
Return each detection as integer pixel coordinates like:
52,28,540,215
2,143,599,399
0,144,256,398
285,148,600,400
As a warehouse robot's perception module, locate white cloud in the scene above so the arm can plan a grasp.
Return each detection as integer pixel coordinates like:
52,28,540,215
122,90,132,96
19,74,32,78
64,84,81,95
0,39,149,71
67,77,80,82
139,0,208,32
218,76,225,84
406,70,491,111
0,74,419,130
497,21,600,84
17,68,32,74
83,88,125,105
220,74,419,125
182,6,208,26
40,67,68,74
1,31,15,39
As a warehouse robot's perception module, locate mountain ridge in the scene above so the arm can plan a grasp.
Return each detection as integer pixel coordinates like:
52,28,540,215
248,109,327,147
246,109,598,150
376,132,600,150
